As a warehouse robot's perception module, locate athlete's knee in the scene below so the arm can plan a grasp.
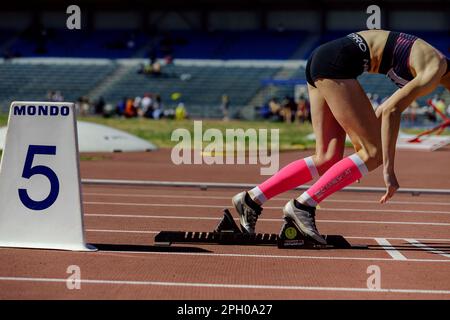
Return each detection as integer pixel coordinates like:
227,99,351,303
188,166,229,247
313,152,344,175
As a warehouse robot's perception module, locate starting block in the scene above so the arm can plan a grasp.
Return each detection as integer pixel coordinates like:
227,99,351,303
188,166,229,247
155,209,364,249
0,102,95,251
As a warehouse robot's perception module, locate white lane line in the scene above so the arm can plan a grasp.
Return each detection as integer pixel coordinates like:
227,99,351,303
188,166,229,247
84,213,450,227
85,229,450,242
405,239,450,259
83,201,450,215
97,249,450,263
347,236,450,242
374,238,408,261
87,228,157,234
1,276,449,295
83,192,450,206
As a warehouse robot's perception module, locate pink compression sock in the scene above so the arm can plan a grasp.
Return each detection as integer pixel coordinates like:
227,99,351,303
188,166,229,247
298,154,368,207
250,156,319,204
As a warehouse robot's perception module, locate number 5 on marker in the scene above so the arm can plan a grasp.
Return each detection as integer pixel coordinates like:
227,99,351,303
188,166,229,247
18,145,60,211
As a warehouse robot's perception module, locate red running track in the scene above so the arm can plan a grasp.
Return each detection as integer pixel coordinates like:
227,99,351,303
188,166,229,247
0,148,449,299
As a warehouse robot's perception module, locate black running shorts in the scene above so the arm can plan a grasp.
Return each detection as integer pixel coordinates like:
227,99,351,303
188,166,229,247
306,33,371,87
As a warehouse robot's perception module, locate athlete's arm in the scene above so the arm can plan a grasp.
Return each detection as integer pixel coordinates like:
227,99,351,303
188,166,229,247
379,65,444,203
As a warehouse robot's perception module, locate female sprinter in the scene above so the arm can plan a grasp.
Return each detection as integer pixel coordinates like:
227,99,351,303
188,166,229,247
232,30,450,244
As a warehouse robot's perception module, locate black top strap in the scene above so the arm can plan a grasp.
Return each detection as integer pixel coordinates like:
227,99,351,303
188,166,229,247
379,31,400,74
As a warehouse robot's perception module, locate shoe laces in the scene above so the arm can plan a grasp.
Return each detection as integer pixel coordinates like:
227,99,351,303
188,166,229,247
307,209,318,230
244,204,262,228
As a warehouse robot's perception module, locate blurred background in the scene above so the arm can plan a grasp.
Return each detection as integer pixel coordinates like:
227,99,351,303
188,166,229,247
0,0,448,130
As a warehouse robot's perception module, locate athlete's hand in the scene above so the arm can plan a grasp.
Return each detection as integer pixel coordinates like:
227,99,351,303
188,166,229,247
380,171,399,204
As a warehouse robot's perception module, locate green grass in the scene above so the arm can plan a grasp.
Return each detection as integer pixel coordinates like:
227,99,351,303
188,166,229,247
0,114,7,127
1,114,448,154
79,154,111,161
79,117,316,150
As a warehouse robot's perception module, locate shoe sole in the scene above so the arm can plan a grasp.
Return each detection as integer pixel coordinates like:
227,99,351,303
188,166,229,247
283,204,326,245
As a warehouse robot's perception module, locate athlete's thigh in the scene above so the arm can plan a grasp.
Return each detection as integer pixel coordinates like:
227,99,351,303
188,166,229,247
308,84,346,159
315,79,381,153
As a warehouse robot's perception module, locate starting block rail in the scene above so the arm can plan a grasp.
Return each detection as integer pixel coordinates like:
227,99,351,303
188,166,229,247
155,209,367,250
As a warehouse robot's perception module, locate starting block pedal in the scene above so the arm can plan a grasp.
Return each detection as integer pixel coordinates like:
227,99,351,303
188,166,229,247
154,209,365,249
277,217,353,249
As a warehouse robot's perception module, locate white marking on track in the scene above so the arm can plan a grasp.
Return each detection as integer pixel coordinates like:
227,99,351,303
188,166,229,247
405,239,450,259
84,228,450,242
87,228,156,234
348,236,450,242
83,201,450,214
84,213,450,227
0,276,449,295
374,238,407,260
83,192,450,206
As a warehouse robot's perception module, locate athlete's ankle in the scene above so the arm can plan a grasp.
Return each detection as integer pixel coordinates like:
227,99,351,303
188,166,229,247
294,198,315,210
245,192,263,209
248,188,266,206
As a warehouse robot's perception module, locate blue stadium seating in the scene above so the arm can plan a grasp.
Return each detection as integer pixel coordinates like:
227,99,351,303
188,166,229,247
102,63,279,117
164,31,307,60
2,29,308,60
5,30,148,58
0,62,117,110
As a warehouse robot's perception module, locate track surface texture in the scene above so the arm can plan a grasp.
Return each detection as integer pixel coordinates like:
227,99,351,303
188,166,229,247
0,148,449,299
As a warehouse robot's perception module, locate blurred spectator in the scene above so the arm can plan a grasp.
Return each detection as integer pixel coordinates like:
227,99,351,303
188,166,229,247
47,90,64,102
268,98,282,120
295,95,310,123
141,93,153,117
431,94,441,105
124,97,137,118
165,55,174,65
152,95,164,119
434,96,446,116
116,97,127,116
103,103,115,118
259,98,283,121
175,102,187,120
259,102,272,119
54,91,64,102
281,95,297,123
221,94,230,121
151,61,162,76
404,100,419,126
80,96,90,116
133,96,143,117
47,91,55,101
75,96,90,116
138,61,163,76
94,96,106,115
